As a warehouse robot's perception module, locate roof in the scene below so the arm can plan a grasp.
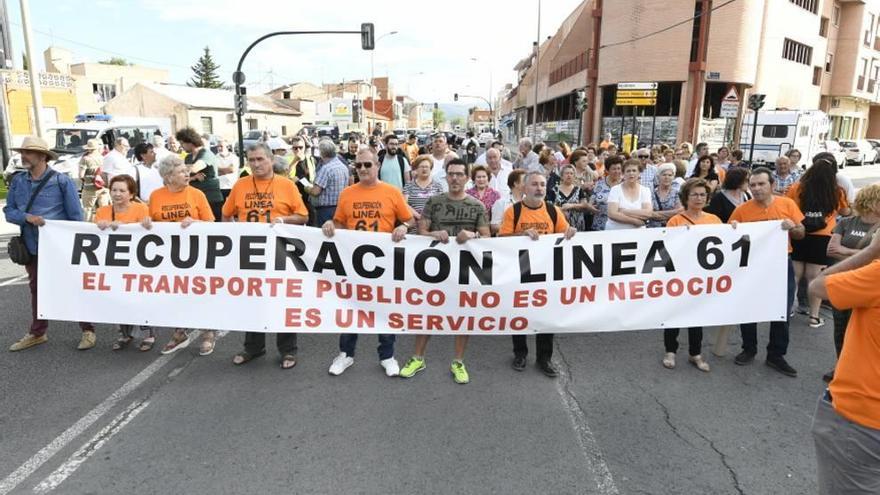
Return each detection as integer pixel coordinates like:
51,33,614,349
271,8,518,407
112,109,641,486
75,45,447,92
142,83,301,116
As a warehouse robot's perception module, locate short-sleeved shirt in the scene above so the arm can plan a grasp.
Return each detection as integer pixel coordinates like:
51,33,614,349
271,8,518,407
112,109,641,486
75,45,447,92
648,186,681,228
826,260,880,429
666,212,722,227
728,196,804,252
148,185,215,222
832,216,878,250
313,157,349,207
785,182,849,237
604,184,653,231
185,148,223,203
499,201,569,235
421,194,489,235
95,202,150,224
221,175,308,223
772,170,800,194
403,179,445,216
334,181,412,233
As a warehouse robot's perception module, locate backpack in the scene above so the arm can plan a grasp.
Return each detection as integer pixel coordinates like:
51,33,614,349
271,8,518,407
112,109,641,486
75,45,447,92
512,201,558,232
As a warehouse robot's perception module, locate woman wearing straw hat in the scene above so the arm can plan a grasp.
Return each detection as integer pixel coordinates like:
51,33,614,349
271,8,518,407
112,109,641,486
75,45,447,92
79,138,108,222
4,136,98,351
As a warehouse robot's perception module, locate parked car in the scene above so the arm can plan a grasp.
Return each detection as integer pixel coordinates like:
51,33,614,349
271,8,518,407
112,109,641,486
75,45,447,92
478,132,495,147
839,139,877,166
817,140,847,169
235,130,266,154
866,138,880,163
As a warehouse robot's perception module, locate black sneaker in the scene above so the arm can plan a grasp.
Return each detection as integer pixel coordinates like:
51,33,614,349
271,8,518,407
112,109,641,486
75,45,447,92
734,351,756,366
537,360,559,378
512,356,527,371
766,356,798,377
822,370,835,383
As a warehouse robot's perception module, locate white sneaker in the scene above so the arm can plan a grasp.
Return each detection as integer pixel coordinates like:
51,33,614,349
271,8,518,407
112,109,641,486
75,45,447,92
380,357,400,377
328,353,354,376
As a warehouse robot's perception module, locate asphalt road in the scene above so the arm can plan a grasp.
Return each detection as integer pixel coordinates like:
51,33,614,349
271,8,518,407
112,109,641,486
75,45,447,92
1,164,878,495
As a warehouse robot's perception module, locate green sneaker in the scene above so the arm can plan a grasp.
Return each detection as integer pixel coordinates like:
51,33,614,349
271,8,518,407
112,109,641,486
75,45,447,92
399,357,426,378
451,360,469,384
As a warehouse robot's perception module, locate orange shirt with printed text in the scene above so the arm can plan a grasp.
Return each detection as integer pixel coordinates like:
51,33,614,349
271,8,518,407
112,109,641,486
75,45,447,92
728,196,804,253
666,212,722,227
222,175,308,223
499,201,570,235
785,182,849,237
94,202,150,224
333,181,412,233
826,260,880,429
148,186,215,222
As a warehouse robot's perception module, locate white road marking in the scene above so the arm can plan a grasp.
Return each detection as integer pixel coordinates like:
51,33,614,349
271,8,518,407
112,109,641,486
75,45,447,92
32,400,149,494
0,274,27,287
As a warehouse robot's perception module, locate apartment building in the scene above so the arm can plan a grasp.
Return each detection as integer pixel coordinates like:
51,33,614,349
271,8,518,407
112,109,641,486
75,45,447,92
500,0,880,148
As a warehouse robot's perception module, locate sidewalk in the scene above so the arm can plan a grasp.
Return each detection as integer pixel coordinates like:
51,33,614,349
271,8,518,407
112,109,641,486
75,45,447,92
0,200,20,235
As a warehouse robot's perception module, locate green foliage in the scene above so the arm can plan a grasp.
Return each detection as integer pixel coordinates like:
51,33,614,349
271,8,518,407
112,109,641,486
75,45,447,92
432,108,446,128
187,47,223,89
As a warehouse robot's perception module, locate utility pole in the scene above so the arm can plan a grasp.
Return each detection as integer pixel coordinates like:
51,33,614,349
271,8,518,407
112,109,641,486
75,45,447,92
532,0,541,142
20,0,43,137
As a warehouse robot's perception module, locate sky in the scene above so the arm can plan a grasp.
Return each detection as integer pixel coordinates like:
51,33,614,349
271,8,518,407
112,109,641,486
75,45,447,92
6,0,585,108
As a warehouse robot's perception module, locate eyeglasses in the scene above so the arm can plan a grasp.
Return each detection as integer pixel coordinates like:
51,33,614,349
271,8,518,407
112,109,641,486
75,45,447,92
291,146,303,150
354,162,373,169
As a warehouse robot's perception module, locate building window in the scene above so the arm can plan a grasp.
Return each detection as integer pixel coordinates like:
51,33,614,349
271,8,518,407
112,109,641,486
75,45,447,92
859,58,869,90
782,38,813,65
832,4,840,26
92,83,116,103
825,53,833,72
282,91,291,99
789,0,817,14
820,17,829,37
200,116,213,135
866,14,876,46
281,125,288,136
762,125,789,139
689,1,703,63
813,66,822,86
247,118,258,130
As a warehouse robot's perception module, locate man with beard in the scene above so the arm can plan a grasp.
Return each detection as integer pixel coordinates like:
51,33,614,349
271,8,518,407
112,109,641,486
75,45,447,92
376,134,410,190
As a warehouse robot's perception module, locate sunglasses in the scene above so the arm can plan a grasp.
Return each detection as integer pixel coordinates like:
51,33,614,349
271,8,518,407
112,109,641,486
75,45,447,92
354,162,373,169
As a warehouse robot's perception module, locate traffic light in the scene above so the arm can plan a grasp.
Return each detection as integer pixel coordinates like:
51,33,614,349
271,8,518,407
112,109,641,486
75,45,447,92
575,89,586,113
352,99,362,123
235,86,248,115
454,93,458,102
361,23,375,50
748,94,766,111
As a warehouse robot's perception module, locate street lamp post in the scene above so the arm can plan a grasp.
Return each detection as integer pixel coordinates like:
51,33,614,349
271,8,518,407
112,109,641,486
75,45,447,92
470,57,494,132
369,31,398,136
454,92,493,133
232,24,374,170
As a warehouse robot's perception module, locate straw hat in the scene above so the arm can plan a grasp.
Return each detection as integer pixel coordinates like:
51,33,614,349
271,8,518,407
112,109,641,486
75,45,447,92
12,135,58,160
83,138,103,152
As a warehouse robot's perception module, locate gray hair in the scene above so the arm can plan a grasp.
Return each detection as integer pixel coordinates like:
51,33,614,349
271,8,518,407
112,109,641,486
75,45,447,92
115,137,130,148
157,154,186,180
559,163,576,175
273,156,290,175
657,162,676,176
523,170,545,184
246,142,273,159
518,137,533,149
318,138,337,159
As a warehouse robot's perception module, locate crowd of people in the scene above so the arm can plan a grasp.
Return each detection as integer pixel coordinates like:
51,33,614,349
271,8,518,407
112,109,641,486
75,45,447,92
4,127,880,492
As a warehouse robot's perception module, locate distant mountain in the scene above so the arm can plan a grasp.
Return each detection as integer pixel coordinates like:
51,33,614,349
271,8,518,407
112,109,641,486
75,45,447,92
436,102,491,122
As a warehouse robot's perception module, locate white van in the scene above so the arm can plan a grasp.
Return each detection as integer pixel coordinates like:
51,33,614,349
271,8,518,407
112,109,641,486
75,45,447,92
739,110,830,168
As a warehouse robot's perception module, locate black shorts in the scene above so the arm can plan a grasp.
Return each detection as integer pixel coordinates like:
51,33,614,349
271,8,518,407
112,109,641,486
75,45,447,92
791,234,830,265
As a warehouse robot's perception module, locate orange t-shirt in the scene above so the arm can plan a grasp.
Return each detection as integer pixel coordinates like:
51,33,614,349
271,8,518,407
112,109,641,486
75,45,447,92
826,260,880,429
334,181,412,233
94,202,150,224
499,201,570,235
785,182,849,237
728,196,805,253
222,175,308,223
148,186,215,222
666,211,722,227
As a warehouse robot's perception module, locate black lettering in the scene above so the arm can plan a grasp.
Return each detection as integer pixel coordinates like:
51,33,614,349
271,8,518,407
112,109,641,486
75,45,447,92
572,244,603,278
104,234,132,267
313,241,346,276
414,249,450,283
205,235,232,269
393,247,406,281
71,233,100,266
459,251,492,285
697,237,724,270
518,249,546,283
137,235,164,268
353,245,385,279
642,240,674,273
240,236,267,270
170,236,199,269
274,237,307,270
611,242,638,276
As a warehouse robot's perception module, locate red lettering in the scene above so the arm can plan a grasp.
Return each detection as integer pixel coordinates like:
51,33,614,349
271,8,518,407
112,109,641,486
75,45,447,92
316,280,331,298
629,281,644,300
122,273,136,291
82,272,96,290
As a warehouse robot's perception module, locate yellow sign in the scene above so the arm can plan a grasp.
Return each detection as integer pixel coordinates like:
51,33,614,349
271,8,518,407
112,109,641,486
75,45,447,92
615,98,656,106
617,90,657,98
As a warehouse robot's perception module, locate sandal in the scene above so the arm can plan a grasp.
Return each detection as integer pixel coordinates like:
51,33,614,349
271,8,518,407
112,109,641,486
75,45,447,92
139,337,155,352
160,331,191,355
232,350,266,365
199,337,216,356
281,354,297,370
112,336,133,351
809,316,826,328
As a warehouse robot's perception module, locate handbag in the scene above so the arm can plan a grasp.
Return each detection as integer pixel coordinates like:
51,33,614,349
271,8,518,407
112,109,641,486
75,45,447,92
7,170,57,265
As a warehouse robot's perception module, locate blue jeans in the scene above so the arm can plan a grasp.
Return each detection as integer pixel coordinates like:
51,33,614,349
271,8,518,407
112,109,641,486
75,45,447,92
315,205,336,225
339,333,395,360
740,257,795,358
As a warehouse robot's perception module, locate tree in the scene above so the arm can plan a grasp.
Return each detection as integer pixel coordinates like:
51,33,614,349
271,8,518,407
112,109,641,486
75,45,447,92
99,57,130,66
432,108,446,129
450,117,465,129
187,47,223,89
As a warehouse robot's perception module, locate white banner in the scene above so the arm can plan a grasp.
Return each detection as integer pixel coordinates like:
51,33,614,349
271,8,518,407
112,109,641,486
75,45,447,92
38,220,788,334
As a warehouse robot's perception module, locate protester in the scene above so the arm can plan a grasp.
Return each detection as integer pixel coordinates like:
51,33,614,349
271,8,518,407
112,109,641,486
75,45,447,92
403,155,445,231
466,164,500,216
5,137,96,351
569,149,593,190
152,135,172,164
786,148,803,171
590,155,624,231
662,178,721,372
222,143,308,369
705,167,750,223
490,169,526,235
377,134,409,190
323,147,413,377
132,143,163,203
822,184,880,382
647,162,682,228
303,138,349,226
402,133,420,164
176,128,224,222
635,149,657,189
340,138,360,167
550,164,590,231
729,167,805,377
500,171,576,376
289,135,317,185
148,155,217,355
808,227,880,495
786,153,850,328
429,133,454,188
102,138,134,182
515,137,540,172
464,141,478,165
484,147,511,197
94,175,154,351
215,139,239,200
690,155,720,193
79,138,107,222
539,149,560,195
772,156,799,195
399,159,491,384
716,147,731,170
605,158,653,230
